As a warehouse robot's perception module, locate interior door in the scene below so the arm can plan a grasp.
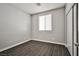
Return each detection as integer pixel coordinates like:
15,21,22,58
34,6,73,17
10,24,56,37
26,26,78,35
66,3,78,56
67,3,78,56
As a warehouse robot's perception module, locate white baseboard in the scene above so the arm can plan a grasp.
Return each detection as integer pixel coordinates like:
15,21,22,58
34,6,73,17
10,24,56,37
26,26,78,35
65,44,68,48
32,39,66,46
0,39,31,52
0,38,68,52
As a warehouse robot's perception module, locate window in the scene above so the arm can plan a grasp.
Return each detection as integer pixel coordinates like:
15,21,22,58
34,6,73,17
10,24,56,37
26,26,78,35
39,14,52,31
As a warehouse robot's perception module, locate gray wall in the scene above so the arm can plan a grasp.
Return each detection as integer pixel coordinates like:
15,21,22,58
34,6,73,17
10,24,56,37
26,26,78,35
0,4,31,50
65,3,74,55
66,9,72,55
32,8,65,44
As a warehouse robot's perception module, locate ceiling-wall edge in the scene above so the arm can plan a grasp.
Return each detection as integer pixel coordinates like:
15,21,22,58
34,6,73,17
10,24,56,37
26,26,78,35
7,3,31,15
31,6,65,15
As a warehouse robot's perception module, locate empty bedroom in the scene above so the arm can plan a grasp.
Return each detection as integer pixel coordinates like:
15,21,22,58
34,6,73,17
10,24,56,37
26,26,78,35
0,3,78,56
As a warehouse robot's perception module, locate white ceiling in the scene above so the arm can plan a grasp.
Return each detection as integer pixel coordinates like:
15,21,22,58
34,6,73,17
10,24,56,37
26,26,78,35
10,3,65,14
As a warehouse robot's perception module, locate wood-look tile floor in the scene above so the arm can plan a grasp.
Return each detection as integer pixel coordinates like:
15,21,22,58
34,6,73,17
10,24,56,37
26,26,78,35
0,40,70,56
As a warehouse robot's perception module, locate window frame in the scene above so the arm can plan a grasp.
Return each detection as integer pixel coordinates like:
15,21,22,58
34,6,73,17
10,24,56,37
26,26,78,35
38,14,52,31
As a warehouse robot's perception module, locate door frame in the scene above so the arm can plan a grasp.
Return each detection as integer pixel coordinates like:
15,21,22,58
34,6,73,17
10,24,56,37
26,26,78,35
66,3,78,56
72,3,78,56
76,3,78,56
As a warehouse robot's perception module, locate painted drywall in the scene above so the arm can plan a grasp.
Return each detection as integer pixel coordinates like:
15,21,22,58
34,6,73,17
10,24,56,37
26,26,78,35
66,9,72,55
65,3,74,56
0,4,31,51
32,8,65,44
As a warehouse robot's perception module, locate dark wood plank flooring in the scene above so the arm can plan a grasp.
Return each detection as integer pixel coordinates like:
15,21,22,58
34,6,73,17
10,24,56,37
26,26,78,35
0,40,70,56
